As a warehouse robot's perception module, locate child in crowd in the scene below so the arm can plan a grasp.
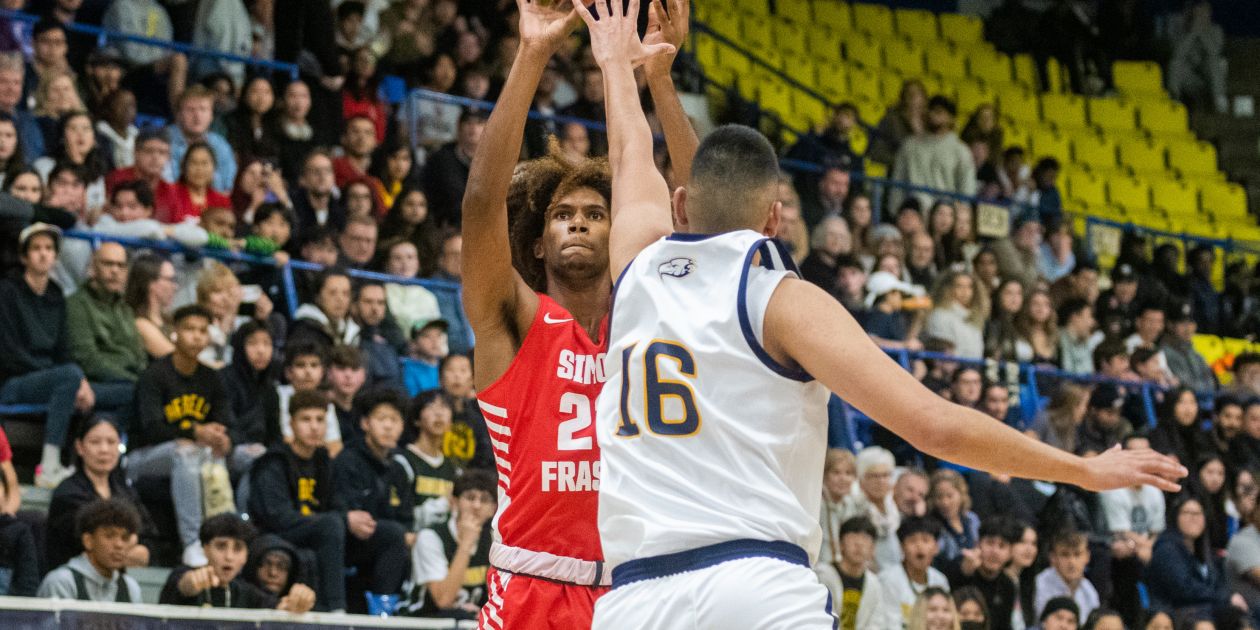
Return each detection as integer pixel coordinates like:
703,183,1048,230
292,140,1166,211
269,341,343,456
880,515,950,627
395,389,458,530
1035,531,1100,621
817,515,891,629
328,344,368,443
400,469,497,618
37,499,143,602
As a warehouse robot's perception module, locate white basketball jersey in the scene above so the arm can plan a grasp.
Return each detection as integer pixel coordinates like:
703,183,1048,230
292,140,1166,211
595,230,830,568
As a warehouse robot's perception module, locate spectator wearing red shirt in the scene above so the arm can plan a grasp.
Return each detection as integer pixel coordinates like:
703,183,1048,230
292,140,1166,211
106,129,180,222
0,425,17,515
332,116,384,201
168,141,231,223
341,48,387,142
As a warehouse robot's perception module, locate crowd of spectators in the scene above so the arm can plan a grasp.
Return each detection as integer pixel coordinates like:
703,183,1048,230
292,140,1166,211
0,0,1248,626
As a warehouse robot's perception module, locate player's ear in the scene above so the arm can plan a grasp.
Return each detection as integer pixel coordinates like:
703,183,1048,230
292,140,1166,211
672,186,689,229
762,200,782,237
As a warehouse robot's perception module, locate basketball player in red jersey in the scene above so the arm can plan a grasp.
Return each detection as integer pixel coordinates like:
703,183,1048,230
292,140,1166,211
461,1,695,627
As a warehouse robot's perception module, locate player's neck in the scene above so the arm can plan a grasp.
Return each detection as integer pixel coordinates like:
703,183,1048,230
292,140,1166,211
545,275,610,340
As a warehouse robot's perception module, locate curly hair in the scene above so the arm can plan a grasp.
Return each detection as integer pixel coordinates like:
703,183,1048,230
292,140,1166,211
507,143,611,293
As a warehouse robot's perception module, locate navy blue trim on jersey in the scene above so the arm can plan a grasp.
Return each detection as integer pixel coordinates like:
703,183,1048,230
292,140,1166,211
665,232,721,242
611,539,809,589
737,237,813,382
825,589,838,629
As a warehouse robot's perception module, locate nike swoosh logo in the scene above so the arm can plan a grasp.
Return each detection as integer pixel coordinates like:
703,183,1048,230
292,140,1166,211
543,313,573,325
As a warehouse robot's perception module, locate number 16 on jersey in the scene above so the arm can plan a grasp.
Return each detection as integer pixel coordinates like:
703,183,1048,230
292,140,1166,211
616,340,702,438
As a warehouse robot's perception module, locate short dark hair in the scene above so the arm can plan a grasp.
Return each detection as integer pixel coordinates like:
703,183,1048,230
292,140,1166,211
897,515,941,542
1130,346,1160,369
199,513,256,547
111,179,154,209
1093,339,1127,369
359,386,407,418
48,162,85,186
32,17,65,40
313,267,351,296
839,515,879,540
300,226,337,250
1050,529,1087,552
687,125,780,232
439,352,471,373
353,280,385,301
137,127,169,148
927,95,956,116
77,499,141,539
288,389,328,417
1137,300,1166,317
453,469,498,499
835,253,863,272
833,102,858,117
1234,353,1260,373
284,341,327,368
978,515,1022,543
1033,157,1061,175
254,202,293,228
329,344,363,370
1057,298,1092,325
172,303,212,325
1216,394,1243,415
336,0,366,20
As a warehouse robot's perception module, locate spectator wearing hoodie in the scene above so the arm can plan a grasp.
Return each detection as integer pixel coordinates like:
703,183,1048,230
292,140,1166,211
288,268,360,357
37,499,144,602
219,321,279,450
244,534,313,605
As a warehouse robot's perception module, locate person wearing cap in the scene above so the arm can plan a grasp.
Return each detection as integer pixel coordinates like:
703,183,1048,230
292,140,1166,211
1096,264,1141,338
861,271,925,351
1058,298,1097,375
0,223,96,487
890,95,976,211
1160,301,1216,393
403,318,449,397
992,214,1044,290
1038,596,1080,630
1076,384,1133,457
422,108,487,229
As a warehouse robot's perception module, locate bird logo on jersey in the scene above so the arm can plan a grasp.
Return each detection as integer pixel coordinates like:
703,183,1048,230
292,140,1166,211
658,257,696,278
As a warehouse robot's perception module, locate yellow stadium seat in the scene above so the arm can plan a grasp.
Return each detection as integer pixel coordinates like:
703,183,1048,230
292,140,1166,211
734,0,769,16
954,80,994,117
784,55,817,87
852,3,895,37
851,93,884,125
758,76,793,115
778,0,813,24
1167,139,1217,177
793,94,829,131
1072,134,1118,171
1002,125,1030,154
1193,335,1224,366
939,13,984,45
695,36,721,72
807,29,844,62
1087,97,1137,134
1117,137,1167,175
1200,181,1248,219
773,20,808,55
876,72,905,105
845,34,883,70
968,48,1013,86
1108,176,1152,211
848,65,880,101
742,15,774,50
753,47,786,72
815,61,849,100
1041,93,1088,131
1013,54,1039,90
1113,61,1164,96
1064,169,1107,207
709,10,742,38
814,1,854,32
895,9,939,43
998,88,1040,125
884,38,926,77
1137,100,1189,134
925,44,968,80
1029,128,1070,163
1152,179,1200,216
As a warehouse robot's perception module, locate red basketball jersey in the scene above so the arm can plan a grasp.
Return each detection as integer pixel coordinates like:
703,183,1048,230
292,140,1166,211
476,293,607,562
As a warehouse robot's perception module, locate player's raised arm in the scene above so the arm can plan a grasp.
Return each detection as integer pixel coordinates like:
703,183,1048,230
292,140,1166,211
762,278,1188,493
642,0,699,188
462,0,577,387
574,0,677,280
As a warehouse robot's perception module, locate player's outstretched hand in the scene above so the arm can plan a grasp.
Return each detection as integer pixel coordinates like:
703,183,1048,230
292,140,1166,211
518,0,581,53
574,0,676,69
1079,445,1187,493
643,0,688,77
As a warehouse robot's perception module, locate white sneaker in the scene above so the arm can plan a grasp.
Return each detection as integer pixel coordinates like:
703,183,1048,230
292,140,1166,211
34,463,74,489
182,543,208,568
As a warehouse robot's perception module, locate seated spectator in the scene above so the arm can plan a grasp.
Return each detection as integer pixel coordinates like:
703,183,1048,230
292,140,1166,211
986,278,1025,361
925,201,956,268
328,345,367,443
93,180,209,247
243,535,311,608
799,166,850,227
1093,340,1133,381
928,469,980,567
972,247,1001,293
894,468,930,519
422,108,485,228
269,342,342,456
1150,387,1211,468
163,86,237,193
1192,454,1231,554
925,269,988,359
0,113,25,188
907,232,938,290
1050,261,1101,311
160,513,316,612
403,319,449,396
1162,302,1217,393
333,115,383,191
290,268,359,354
0,425,14,517
1236,400,1260,471
220,321,277,450
106,129,180,221
1076,385,1132,457
349,281,404,390
946,515,1021,630
1008,524,1040,629
429,230,472,355
169,142,232,223
342,178,379,219
1029,159,1064,226
96,89,137,170
1146,496,1243,619
333,388,415,609
0,223,92,487
979,382,1013,425
854,447,903,572
834,253,868,316
381,239,442,336
194,262,253,367
37,499,143,602
125,253,178,359
879,516,948,627
394,389,456,531
814,516,891,630
128,305,242,567
1058,299,1096,375
1013,288,1058,364
47,416,157,572
438,354,493,471
953,586,991,628
0,52,44,159
32,70,86,155
379,186,439,275
1029,384,1091,454
33,111,109,214
992,215,1044,290
224,76,281,168
338,214,378,269
1186,245,1222,335
400,469,496,618
1035,531,1100,621
370,136,419,211
862,271,923,350
231,159,293,226
271,81,318,183
1040,597,1082,630
1210,396,1246,471
821,449,860,567
0,468,35,595
1227,496,1260,615
248,390,347,611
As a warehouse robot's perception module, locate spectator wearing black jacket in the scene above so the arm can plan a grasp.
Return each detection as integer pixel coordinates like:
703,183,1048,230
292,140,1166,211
219,321,279,449
248,389,348,612
421,109,484,228
47,417,157,571
0,478,36,596
351,280,405,390
333,387,414,607
1144,496,1242,618
1149,387,1212,470
945,516,1022,630
439,354,494,472
244,534,312,605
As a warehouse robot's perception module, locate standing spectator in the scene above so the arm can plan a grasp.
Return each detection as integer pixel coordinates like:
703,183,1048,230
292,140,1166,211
1163,302,1216,392
36,499,143,602
855,446,903,572
879,516,949,628
393,391,457,531
225,77,281,166
870,79,927,167
430,230,471,355
1145,496,1243,619
992,216,1044,290
800,216,851,291
422,109,485,229
400,468,495,618
164,86,237,192
272,80,318,181
65,242,145,431
291,149,345,237
1058,299,1097,375
815,516,893,630
1168,1,1228,113
891,95,976,211
169,142,232,223
106,130,180,221
0,52,43,159
127,305,241,567
0,223,90,487
341,48,387,142
1186,246,1222,335
1035,531,1100,621
925,269,988,359
928,469,980,566
190,0,253,87
351,281,405,390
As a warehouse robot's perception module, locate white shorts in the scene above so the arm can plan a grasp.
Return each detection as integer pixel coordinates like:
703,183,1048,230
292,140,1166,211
591,555,837,630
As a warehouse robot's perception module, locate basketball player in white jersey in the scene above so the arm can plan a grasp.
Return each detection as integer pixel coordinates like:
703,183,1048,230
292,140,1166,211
573,1,1188,628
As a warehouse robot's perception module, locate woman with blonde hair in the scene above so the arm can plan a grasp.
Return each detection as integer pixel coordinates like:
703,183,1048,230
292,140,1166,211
33,70,85,150
820,448,860,567
1027,383,1091,453
925,269,989,359
908,587,962,630
193,261,277,368
928,469,980,564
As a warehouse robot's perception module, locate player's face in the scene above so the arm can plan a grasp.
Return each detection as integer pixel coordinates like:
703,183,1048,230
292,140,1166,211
537,186,610,281
205,536,248,585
